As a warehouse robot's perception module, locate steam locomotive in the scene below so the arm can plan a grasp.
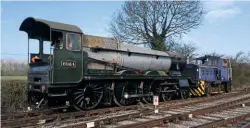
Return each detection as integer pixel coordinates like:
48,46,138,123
20,17,232,110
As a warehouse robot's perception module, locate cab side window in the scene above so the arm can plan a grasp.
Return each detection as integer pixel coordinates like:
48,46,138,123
223,59,228,67
66,33,81,51
55,36,63,50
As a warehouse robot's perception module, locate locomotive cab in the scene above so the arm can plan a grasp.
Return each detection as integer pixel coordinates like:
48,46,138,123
20,17,86,107
194,55,232,82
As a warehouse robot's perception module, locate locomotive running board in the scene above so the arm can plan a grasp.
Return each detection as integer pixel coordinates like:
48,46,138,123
125,93,154,99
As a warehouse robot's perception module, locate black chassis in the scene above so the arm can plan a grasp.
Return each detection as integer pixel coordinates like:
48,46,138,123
27,74,192,108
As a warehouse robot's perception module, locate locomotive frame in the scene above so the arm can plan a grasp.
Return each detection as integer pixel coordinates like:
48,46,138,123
20,17,232,110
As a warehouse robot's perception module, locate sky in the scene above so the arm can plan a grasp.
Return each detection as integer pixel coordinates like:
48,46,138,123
1,1,250,60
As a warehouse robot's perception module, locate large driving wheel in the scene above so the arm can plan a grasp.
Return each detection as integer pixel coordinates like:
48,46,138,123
142,82,159,104
113,81,138,106
72,82,104,110
161,87,174,101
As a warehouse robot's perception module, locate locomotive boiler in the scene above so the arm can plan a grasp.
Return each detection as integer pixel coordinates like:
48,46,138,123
19,17,232,111
83,35,187,75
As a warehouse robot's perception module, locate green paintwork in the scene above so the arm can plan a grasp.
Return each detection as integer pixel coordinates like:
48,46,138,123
51,33,88,84
52,49,82,84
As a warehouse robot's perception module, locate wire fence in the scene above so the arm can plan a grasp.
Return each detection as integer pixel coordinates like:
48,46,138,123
1,53,28,56
1,53,28,62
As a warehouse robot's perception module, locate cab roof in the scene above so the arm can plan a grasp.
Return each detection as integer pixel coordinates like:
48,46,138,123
19,17,83,41
195,55,229,60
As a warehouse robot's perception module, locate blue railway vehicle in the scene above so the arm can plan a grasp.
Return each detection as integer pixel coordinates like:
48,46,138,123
183,55,232,97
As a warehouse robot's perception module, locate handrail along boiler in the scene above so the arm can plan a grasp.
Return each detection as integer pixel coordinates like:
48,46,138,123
20,17,232,110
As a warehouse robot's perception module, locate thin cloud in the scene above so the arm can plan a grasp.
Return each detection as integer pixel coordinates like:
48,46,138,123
204,0,234,10
101,16,110,22
182,35,197,43
204,1,242,22
205,7,242,22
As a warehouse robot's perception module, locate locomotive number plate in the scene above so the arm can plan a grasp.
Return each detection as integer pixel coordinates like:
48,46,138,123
61,60,76,68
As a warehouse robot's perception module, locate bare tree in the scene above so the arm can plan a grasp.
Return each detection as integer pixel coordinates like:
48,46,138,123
168,41,198,59
205,51,224,57
109,0,205,51
1,60,28,76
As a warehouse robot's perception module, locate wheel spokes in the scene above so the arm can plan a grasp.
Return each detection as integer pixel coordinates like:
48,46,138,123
74,92,85,100
72,83,104,110
162,87,173,101
113,82,138,106
142,82,158,104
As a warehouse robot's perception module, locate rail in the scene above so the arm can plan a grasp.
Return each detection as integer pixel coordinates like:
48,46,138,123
2,88,250,128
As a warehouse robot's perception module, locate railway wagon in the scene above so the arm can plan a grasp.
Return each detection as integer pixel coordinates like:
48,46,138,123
19,17,232,110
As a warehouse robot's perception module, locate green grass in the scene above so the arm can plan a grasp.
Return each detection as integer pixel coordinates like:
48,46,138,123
1,76,27,80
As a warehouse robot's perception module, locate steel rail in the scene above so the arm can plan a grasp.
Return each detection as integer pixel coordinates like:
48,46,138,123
97,98,250,128
191,104,250,128
2,88,248,121
54,90,250,128
192,113,250,128
2,88,250,128
0,92,225,125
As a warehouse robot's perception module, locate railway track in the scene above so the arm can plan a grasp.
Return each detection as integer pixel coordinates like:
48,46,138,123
228,116,250,128
1,88,250,128
57,92,250,128
167,102,250,128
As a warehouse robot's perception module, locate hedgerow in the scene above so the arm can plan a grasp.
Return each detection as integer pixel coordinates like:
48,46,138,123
1,80,28,113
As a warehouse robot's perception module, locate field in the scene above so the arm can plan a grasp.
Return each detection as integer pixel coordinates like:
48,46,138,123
1,76,27,80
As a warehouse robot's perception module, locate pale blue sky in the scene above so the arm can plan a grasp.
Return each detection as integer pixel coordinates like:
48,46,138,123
1,1,250,60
